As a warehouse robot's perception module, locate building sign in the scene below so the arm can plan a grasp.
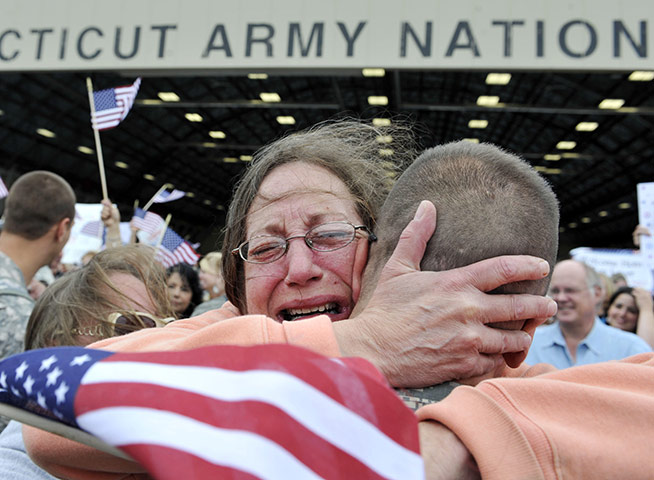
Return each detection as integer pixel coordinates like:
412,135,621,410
0,0,651,72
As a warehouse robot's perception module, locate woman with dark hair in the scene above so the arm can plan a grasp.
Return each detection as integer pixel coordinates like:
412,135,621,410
165,263,203,319
606,286,654,347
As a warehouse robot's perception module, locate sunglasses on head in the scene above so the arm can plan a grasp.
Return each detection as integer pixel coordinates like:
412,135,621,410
108,311,175,335
71,311,174,338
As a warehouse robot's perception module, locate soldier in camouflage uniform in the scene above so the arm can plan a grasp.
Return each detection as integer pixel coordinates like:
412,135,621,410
0,171,76,360
0,253,35,360
0,171,75,430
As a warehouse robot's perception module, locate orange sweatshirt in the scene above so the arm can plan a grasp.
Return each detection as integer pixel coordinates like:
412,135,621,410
24,304,654,479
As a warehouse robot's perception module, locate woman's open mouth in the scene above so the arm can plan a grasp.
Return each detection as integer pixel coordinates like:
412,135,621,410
280,302,342,321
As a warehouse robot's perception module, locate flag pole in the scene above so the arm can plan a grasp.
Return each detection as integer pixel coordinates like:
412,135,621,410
85,77,109,201
143,184,168,212
155,214,172,251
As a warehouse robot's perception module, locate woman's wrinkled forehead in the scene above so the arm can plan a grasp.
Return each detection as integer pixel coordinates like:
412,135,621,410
245,162,360,235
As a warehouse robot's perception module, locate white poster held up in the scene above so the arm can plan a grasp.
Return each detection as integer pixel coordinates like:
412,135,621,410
637,182,654,269
570,247,654,292
62,203,104,264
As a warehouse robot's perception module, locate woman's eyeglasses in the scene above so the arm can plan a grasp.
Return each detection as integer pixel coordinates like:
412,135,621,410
71,311,174,337
231,221,377,264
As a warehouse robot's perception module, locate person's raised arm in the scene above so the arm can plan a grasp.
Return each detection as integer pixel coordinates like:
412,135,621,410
632,287,654,348
100,199,122,249
334,201,557,387
632,224,651,248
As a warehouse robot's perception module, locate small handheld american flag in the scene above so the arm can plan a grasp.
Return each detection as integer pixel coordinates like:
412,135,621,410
131,207,165,237
156,227,200,267
90,78,141,131
0,344,423,479
153,189,186,204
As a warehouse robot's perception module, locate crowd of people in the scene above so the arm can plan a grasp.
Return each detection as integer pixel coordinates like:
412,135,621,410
0,118,654,478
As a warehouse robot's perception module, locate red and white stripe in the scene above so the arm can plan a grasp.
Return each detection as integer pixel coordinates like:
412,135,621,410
75,345,423,480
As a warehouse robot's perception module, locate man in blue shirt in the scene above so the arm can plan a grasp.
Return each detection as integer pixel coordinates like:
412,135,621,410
526,259,651,368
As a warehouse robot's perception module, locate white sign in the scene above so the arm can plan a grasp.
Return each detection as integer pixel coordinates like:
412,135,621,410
570,247,654,292
637,182,654,269
0,0,651,72
62,203,103,265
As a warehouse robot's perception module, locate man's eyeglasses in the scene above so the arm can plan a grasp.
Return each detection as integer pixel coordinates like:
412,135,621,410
71,311,174,337
232,221,377,265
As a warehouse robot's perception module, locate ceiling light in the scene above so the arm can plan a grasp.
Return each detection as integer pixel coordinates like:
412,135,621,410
203,199,212,206
568,222,578,228
376,135,393,144
561,152,581,159
598,211,609,217
618,202,631,209
202,142,216,148
248,73,268,80
114,161,128,169
157,92,180,102
77,146,94,154
372,118,391,127
216,205,225,211
576,122,598,132
209,130,226,139
368,95,388,106
36,128,56,138
485,73,511,85
140,99,162,105
143,174,155,181
0,109,4,115
259,92,281,102
598,98,624,109
629,71,654,81
186,192,195,198
544,154,561,161
468,119,488,129
378,148,394,156
362,68,385,77
559,227,566,233
556,141,576,150
276,116,296,125
581,217,591,223
185,113,203,122
463,138,480,143
223,157,239,163
535,166,562,175
476,95,500,106
240,155,253,161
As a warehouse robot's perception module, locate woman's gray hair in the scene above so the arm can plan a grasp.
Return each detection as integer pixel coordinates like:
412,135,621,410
221,118,418,312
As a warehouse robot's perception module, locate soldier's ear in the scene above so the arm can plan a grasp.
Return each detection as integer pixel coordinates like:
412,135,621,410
54,217,72,243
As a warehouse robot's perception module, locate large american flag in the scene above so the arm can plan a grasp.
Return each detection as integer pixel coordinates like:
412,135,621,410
0,345,422,479
131,207,165,237
153,189,186,204
91,78,141,131
156,227,200,267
